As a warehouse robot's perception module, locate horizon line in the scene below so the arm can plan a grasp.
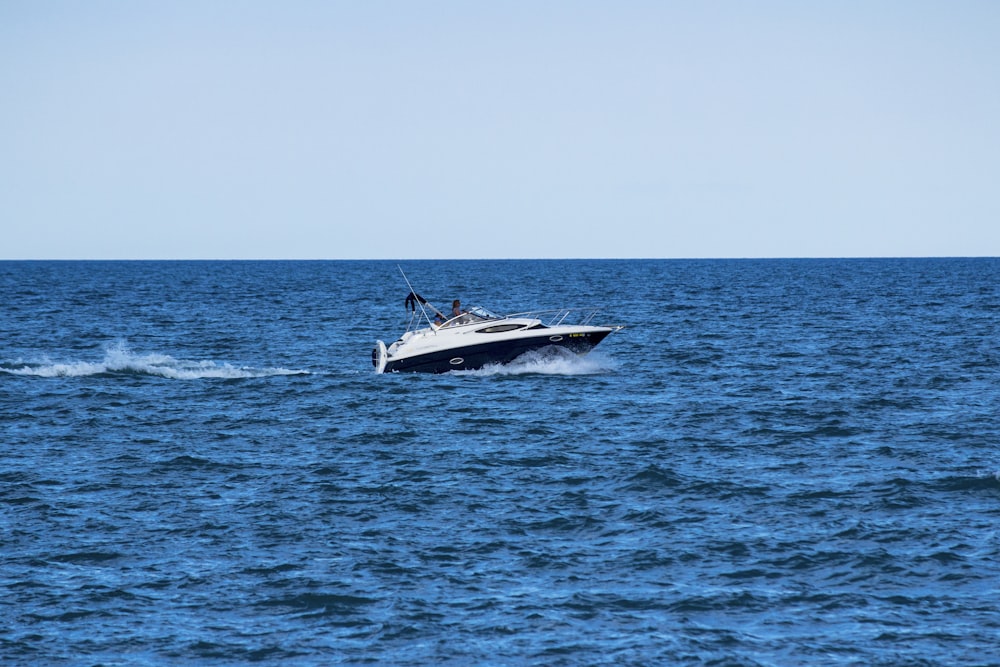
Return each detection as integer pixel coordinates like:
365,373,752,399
2,255,999,262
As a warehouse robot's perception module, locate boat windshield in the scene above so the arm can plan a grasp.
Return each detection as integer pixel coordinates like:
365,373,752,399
441,305,501,327
467,306,500,320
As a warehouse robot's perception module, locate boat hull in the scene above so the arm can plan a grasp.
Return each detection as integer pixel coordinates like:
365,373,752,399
377,328,612,374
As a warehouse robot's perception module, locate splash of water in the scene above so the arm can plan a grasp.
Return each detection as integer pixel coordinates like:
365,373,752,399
461,347,617,377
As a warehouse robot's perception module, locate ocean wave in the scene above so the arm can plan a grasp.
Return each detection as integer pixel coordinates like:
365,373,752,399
1,341,308,380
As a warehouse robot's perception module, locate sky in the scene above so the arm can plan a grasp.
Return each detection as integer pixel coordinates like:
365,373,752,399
2,1,999,260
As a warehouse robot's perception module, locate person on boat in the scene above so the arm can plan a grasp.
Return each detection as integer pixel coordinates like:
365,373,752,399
452,300,465,318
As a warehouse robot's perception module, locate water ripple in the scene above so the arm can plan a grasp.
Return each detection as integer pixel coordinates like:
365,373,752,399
3,258,1000,665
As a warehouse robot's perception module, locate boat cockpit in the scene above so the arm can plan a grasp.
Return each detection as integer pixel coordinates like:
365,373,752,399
437,305,502,328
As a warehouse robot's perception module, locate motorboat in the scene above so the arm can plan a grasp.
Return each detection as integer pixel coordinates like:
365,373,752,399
372,286,623,374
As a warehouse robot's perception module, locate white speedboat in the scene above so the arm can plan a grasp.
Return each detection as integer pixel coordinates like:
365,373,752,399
372,290,622,374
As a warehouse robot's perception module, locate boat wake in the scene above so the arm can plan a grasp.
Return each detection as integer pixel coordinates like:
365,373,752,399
1,341,309,380
461,347,617,377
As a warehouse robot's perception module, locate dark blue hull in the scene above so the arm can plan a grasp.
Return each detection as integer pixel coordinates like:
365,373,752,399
381,329,611,374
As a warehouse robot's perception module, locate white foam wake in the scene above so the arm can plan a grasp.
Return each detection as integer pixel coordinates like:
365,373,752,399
1,341,309,380
461,348,617,376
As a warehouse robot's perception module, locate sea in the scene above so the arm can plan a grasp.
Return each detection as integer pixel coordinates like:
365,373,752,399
2,258,999,666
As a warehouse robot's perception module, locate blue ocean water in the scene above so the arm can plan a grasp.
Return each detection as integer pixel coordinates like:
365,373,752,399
2,258,999,666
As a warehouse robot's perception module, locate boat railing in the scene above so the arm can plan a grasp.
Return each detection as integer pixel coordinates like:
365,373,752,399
504,307,607,327
405,305,612,333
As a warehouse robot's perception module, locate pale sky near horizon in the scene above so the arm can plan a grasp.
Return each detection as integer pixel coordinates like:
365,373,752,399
2,1,998,260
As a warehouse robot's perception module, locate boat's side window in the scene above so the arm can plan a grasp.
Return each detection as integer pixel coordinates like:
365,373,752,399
476,324,525,334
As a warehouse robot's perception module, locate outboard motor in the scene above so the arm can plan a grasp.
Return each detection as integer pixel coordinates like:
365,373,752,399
371,340,388,374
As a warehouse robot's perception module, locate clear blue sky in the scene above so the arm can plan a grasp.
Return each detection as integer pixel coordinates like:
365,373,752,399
2,1,998,259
